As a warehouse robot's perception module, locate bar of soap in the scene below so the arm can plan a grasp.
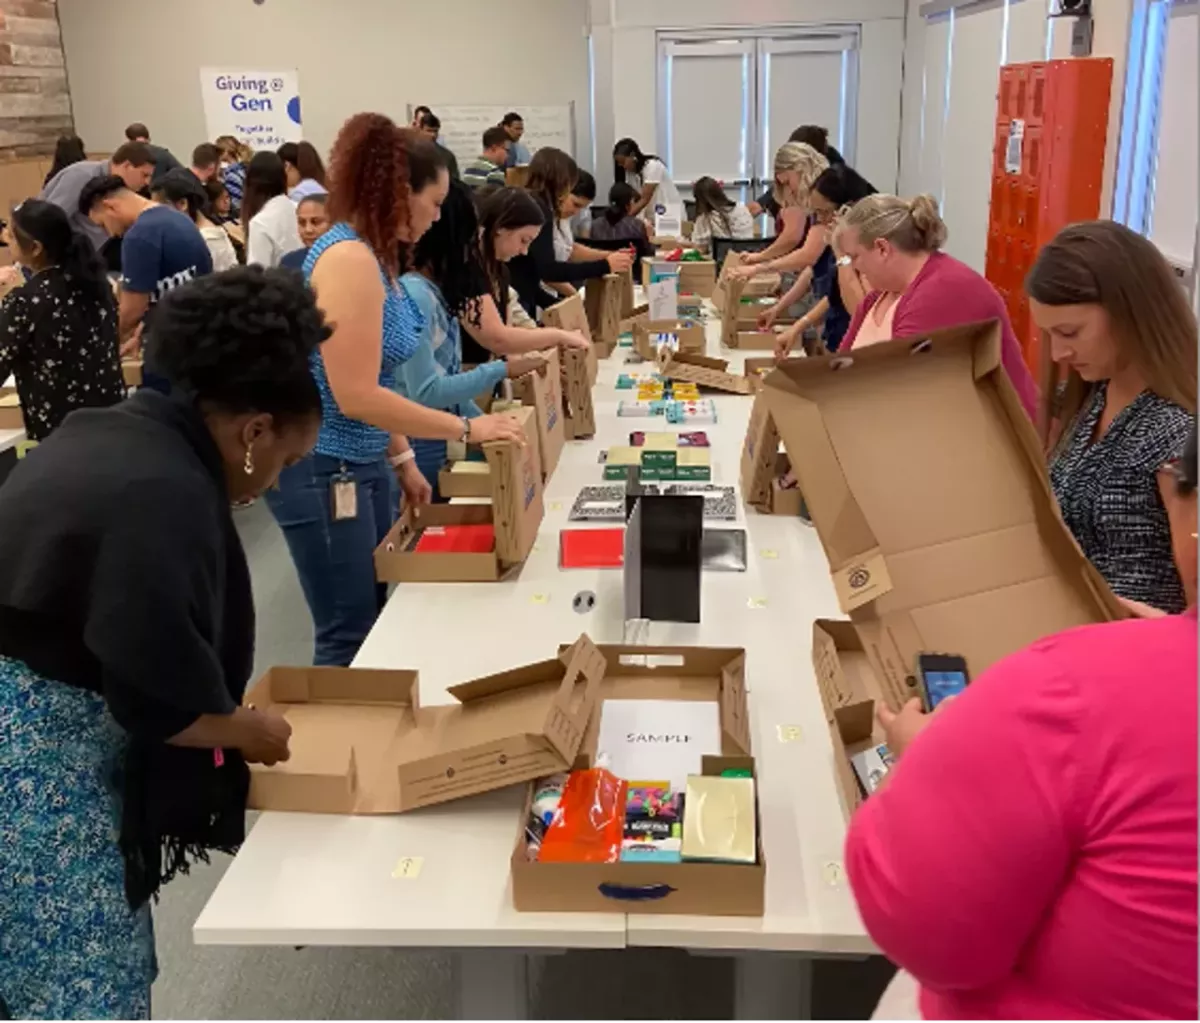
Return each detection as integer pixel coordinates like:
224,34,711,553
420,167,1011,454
676,447,711,467
681,775,756,864
642,432,679,451
449,462,491,475
606,445,642,466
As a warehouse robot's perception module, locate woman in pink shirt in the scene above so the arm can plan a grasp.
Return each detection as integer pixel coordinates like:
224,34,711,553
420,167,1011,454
846,427,1199,1021
835,193,1039,422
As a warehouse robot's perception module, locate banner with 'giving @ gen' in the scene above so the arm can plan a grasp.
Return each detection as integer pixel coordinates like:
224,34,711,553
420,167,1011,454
199,68,302,150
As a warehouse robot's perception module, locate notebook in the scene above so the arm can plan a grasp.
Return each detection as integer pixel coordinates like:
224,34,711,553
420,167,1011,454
559,528,626,569
413,524,495,554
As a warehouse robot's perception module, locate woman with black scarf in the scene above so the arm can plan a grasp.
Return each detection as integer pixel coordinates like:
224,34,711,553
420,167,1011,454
0,267,328,1020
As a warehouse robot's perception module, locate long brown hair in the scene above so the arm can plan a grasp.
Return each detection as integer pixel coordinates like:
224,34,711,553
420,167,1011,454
477,186,545,312
1026,220,1198,450
525,147,577,218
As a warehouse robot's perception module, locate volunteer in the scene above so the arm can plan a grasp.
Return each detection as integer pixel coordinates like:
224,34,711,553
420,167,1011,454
44,134,86,186
689,176,754,249
280,193,331,271
768,163,877,356
612,138,681,223
152,169,238,272
554,170,598,260
216,135,251,218
834,193,1039,422
749,123,843,218
507,147,632,318
590,182,648,244
397,178,546,497
0,199,124,442
242,152,302,269
0,267,323,1020
264,113,523,668
847,426,1199,1022
1029,220,1197,613
277,140,328,202
729,142,828,277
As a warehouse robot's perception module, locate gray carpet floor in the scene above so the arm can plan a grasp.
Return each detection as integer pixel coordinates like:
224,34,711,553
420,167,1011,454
148,501,893,1019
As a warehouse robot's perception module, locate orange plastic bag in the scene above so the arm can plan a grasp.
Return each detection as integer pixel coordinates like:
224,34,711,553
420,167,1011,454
536,767,627,864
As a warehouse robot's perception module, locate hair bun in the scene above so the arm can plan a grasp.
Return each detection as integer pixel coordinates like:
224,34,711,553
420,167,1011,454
908,194,947,250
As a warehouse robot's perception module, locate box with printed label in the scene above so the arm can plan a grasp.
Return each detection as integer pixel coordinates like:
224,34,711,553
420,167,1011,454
632,318,706,361
510,346,566,481
543,294,597,438
583,274,623,358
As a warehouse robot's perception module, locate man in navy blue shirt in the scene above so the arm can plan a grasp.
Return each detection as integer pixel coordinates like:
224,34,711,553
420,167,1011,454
79,174,213,360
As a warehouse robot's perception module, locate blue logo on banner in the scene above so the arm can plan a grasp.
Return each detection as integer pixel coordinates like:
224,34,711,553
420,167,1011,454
287,96,302,125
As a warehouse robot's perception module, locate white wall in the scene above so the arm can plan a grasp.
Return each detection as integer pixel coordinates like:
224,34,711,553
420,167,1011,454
57,0,593,165
589,0,906,196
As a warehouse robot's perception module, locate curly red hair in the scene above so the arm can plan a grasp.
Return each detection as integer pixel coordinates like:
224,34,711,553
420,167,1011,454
325,112,443,278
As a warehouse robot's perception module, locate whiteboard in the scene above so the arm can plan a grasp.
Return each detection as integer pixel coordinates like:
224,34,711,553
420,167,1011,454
1151,4,1198,267
408,103,575,170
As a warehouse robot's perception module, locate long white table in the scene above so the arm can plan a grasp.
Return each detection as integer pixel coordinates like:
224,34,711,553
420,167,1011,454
193,306,873,1019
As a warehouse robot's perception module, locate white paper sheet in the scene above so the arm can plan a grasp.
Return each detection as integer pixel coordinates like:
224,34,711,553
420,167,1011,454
595,699,722,788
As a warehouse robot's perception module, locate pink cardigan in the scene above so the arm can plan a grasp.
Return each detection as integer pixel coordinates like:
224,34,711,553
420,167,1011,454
842,251,1040,422
846,611,1198,1020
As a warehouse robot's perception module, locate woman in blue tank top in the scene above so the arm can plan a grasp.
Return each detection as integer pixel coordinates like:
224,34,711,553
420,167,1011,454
265,114,524,667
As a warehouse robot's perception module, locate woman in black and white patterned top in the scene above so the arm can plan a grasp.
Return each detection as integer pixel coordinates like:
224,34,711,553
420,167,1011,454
0,200,124,442
1028,221,1197,613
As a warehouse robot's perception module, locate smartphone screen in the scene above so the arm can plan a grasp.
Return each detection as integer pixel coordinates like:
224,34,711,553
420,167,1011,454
922,670,967,710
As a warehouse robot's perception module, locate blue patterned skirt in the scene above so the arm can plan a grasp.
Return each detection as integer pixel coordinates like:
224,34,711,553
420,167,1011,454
0,657,157,1020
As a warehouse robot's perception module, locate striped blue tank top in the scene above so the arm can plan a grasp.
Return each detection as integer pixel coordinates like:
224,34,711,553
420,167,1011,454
303,223,424,463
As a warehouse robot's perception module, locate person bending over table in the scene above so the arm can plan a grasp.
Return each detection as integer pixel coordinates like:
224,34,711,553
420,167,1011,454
242,151,302,269
0,199,124,442
1028,220,1197,615
0,267,321,1020
397,178,547,496
589,182,649,245
730,141,828,275
152,168,239,273
689,176,755,251
612,137,680,223
265,114,523,668
508,147,633,318
834,193,1039,423
847,425,1199,1021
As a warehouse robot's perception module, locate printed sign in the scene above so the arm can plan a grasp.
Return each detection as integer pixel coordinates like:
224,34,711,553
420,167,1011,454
1005,119,1025,175
200,68,302,150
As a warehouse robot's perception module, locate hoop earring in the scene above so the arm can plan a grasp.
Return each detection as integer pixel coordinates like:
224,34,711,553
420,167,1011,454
244,446,255,476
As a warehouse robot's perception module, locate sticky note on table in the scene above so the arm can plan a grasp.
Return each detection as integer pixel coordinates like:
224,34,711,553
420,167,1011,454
391,856,424,879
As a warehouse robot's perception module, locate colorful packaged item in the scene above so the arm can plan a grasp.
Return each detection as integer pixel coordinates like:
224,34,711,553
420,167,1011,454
680,775,757,864
621,782,683,863
524,773,567,860
537,767,627,864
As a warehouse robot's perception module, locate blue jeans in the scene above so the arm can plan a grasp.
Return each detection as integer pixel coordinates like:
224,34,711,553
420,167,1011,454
266,452,397,667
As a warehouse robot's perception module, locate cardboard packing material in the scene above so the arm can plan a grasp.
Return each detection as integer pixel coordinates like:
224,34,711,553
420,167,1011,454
739,391,780,508
811,620,890,820
712,252,780,312
244,634,608,814
121,359,143,388
583,274,623,358
732,328,784,351
505,166,530,188
510,347,566,481
0,386,23,430
376,406,544,582
719,274,793,348
763,319,1123,700
677,259,717,298
437,459,495,499
543,295,598,437
658,349,754,396
511,643,765,916
632,318,705,361
743,355,804,392
618,267,643,318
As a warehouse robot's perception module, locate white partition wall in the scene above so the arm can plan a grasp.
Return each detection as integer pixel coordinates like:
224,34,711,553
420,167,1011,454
1150,0,1198,268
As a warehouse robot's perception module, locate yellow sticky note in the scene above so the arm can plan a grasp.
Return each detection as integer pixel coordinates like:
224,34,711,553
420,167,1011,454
549,501,563,512
530,593,549,605
777,724,802,743
747,596,768,609
760,548,779,560
391,856,424,879
823,861,845,887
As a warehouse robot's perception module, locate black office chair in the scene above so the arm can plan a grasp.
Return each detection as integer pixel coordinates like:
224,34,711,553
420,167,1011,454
711,236,770,267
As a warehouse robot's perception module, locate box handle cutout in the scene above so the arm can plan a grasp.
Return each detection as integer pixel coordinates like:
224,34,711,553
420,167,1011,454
597,882,676,902
617,654,686,669
830,356,854,371
909,339,933,355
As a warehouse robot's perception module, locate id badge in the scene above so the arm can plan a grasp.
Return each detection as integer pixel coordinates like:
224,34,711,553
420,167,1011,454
331,471,358,521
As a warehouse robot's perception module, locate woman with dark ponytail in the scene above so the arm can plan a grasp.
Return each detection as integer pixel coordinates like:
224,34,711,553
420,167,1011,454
0,199,124,441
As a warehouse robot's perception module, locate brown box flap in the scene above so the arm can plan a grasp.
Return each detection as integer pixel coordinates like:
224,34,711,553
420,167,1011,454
659,349,754,395
483,404,544,565
739,392,780,509
510,347,565,481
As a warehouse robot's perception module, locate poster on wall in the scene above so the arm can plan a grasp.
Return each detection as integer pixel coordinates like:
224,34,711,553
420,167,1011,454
199,68,302,149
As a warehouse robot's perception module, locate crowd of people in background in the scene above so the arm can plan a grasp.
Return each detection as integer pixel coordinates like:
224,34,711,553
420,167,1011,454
0,101,1194,1023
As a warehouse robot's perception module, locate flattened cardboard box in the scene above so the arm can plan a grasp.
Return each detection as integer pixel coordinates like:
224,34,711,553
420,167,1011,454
632,318,705,362
543,294,597,437
811,620,890,821
245,634,607,814
510,347,566,481
658,348,754,395
376,405,544,582
763,320,1123,702
512,644,765,917
583,274,623,357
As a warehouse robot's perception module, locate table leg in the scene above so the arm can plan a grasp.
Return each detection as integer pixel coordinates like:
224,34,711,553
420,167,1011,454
732,952,812,1020
452,949,530,1020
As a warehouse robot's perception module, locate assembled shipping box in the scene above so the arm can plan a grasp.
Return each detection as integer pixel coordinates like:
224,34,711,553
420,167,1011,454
763,320,1123,697
377,406,544,582
511,643,765,916
583,274,623,357
811,620,891,820
506,166,530,188
510,347,566,481
719,274,793,348
543,295,598,437
437,403,544,499
631,318,705,361
712,252,780,312
658,349,754,395
245,635,607,814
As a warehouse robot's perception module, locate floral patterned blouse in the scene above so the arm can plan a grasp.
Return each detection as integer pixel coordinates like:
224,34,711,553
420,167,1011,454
0,267,125,442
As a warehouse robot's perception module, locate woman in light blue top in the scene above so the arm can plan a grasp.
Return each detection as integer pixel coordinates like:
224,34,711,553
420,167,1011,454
397,179,546,498
264,114,524,667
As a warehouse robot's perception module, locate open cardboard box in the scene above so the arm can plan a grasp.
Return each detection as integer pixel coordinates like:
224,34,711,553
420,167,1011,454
712,252,780,312
121,359,143,388
0,386,23,430
510,347,566,481
720,274,794,348
743,355,803,392
739,393,801,514
677,260,717,297
583,274,623,358
658,348,754,395
811,620,893,821
505,166,530,188
511,643,765,916
544,292,598,386
632,318,705,361
244,634,608,814
731,327,784,351
763,320,1124,695
543,294,597,438
377,406,544,582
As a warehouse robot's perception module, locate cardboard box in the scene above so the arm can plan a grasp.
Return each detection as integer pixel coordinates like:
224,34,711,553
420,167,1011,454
712,252,780,312
544,292,598,385
0,386,23,430
511,643,764,916
618,267,642,319
743,355,804,392
632,318,705,361
583,274,623,358
121,359,143,388
505,166,530,188
376,406,544,582
245,634,607,814
739,392,779,509
543,295,597,438
764,320,1124,698
658,349,754,396
437,459,494,499
678,260,717,298
719,275,793,348
731,328,783,351
811,620,892,821
510,347,565,481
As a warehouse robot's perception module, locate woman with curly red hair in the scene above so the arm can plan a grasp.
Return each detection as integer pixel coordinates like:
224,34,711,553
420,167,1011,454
265,113,523,667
